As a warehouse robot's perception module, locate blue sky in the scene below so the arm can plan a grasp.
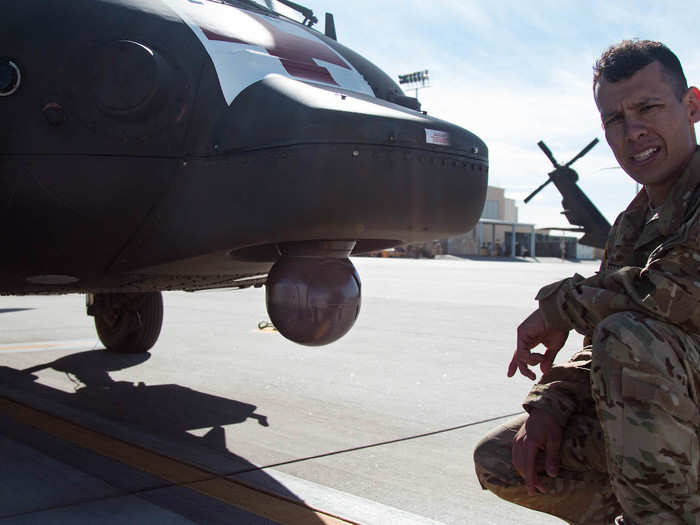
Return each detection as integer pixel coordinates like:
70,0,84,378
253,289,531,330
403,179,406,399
279,0,700,230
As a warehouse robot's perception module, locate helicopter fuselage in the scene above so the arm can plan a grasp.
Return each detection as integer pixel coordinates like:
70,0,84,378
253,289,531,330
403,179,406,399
1,0,488,346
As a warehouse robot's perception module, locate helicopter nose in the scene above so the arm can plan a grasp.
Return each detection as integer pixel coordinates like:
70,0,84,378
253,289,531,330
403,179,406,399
208,74,487,159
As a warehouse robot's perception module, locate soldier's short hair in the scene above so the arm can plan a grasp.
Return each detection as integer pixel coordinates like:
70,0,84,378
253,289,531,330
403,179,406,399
593,39,688,99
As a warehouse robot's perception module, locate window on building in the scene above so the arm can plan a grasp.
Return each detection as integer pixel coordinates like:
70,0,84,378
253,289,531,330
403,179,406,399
481,200,499,220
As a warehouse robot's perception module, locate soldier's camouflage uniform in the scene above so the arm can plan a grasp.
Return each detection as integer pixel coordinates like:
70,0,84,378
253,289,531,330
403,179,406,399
474,147,700,524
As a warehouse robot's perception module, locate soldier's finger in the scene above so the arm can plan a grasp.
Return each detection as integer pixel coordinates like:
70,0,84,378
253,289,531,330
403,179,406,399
510,333,537,378
524,446,538,496
545,431,561,478
511,442,524,479
528,352,545,365
508,349,531,377
518,360,536,380
507,355,519,377
540,351,556,374
540,344,563,374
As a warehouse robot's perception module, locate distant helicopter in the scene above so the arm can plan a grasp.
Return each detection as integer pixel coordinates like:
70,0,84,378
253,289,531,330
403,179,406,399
524,139,611,249
0,0,488,350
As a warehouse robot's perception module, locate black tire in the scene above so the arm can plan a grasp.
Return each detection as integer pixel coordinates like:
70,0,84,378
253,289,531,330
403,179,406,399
94,292,163,353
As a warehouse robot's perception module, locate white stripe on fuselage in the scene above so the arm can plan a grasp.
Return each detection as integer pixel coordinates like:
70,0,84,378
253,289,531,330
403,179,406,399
162,0,374,104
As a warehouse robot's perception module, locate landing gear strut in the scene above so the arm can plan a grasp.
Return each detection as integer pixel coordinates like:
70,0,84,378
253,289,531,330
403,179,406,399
87,292,163,353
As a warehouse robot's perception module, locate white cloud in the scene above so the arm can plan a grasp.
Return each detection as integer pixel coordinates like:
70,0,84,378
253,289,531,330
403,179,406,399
298,0,699,227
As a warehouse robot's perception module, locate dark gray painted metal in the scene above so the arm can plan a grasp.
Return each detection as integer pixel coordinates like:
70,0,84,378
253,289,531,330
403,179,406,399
0,0,489,309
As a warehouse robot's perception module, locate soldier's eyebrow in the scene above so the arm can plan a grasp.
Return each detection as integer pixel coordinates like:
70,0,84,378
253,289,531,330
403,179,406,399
601,97,665,122
601,109,621,122
629,96,665,109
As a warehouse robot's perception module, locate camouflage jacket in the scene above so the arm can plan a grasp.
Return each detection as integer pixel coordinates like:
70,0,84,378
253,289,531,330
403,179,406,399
523,147,700,426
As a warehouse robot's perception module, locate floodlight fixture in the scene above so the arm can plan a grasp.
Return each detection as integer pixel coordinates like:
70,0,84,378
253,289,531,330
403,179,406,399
398,69,430,100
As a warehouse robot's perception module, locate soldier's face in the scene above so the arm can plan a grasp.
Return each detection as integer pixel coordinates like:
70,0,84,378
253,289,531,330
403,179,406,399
594,61,700,204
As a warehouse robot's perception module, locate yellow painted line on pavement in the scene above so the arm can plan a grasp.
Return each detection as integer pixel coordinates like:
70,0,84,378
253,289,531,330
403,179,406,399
0,397,356,525
0,343,60,350
0,340,97,354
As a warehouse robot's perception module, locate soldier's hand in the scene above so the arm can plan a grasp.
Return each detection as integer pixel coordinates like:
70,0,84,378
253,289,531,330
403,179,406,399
507,309,568,380
512,409,562,496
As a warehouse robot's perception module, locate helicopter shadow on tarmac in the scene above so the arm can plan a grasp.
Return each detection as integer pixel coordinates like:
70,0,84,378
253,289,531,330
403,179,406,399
0,349,326,524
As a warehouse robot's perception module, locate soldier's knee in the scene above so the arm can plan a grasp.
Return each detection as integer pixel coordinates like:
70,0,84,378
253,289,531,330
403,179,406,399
473,433,495,487
472,421,525,491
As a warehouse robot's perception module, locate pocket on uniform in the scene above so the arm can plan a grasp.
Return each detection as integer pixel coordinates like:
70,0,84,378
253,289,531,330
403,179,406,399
620,367,698,495
622,367,700,425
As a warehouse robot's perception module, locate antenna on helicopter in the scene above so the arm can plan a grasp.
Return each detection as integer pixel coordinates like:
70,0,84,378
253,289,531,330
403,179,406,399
524,138,599,203
524,138,611,249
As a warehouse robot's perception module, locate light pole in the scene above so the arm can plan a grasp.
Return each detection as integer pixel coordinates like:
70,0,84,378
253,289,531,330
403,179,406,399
398,69,431,101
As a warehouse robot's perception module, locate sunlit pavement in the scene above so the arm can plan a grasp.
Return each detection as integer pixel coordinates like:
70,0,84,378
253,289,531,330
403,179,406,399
0,256,597,524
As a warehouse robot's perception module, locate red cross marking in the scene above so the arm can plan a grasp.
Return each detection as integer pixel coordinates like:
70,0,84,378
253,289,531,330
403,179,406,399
193,6,351,86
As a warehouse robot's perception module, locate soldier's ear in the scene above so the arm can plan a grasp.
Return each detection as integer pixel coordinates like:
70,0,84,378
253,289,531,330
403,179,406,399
685,86,700,124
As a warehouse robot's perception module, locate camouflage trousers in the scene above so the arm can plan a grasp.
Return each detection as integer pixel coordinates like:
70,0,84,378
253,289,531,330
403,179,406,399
474,312,700,524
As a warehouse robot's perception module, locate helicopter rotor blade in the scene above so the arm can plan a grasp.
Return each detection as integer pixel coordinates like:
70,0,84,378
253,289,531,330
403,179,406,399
524,178,553,203
537,141,560,168
564,138,599,167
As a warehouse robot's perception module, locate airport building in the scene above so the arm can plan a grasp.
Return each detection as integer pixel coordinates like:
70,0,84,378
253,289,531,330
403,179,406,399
444,186,603,259
446,186,536,257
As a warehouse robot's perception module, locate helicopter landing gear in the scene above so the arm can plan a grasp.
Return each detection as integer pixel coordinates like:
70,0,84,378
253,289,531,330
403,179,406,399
87,292,163,353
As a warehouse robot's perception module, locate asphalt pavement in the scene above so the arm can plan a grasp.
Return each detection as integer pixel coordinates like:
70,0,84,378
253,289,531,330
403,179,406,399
0,256,599,524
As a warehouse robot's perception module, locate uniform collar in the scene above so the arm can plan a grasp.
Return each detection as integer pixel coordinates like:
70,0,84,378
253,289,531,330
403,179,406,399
619,146,700,250
654,145,700,236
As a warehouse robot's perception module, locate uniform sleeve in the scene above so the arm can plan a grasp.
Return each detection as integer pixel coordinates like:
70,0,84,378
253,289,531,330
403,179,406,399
536,208,700,338
522,350,593,427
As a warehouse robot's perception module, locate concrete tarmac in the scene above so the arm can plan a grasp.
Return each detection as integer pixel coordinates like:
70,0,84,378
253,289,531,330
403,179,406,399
0,256,599,524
